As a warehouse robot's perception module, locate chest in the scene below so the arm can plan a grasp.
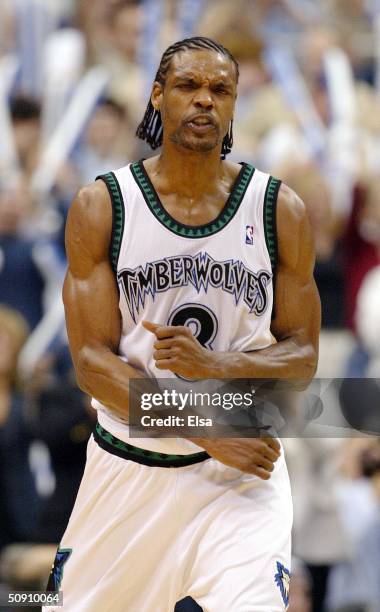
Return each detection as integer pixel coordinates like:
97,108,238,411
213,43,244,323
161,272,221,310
151,191,231,227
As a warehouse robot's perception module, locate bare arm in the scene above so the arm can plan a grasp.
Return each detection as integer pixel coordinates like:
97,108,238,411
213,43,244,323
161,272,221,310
63,181,144,420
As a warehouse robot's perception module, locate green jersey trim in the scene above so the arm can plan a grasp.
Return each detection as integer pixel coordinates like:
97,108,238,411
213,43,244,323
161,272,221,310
94,422,210,468
130,160,255,238
96,172,125,272
263,175,281,318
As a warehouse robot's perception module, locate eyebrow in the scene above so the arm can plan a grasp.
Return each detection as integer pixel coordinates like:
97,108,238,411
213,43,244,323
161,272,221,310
172,73,234,86
172,75,198,84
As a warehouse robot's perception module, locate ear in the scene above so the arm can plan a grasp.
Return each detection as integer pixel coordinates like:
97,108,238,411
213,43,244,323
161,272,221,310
151,82,163,111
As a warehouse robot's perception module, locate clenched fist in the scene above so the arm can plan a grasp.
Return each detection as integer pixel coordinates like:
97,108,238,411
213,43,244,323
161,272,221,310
142,320,219,379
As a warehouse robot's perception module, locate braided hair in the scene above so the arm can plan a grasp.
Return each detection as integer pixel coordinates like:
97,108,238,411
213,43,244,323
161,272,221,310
136,36,239,158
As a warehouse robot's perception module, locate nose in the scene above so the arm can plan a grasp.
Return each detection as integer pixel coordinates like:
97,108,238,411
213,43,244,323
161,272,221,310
193,87,214,111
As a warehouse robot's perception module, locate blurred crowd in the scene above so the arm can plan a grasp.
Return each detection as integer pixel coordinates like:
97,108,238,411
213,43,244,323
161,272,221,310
1,1,380,611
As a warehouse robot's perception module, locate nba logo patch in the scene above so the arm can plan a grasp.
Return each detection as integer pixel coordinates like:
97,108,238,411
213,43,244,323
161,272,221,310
245,225,254,245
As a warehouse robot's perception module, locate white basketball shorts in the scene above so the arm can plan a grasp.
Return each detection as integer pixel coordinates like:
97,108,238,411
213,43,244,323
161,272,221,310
44,422,292,612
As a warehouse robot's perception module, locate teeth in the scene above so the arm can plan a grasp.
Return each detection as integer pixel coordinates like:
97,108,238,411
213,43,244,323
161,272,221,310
192,118,211,125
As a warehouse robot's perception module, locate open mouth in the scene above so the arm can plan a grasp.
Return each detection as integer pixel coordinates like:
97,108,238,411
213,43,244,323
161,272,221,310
186,116,216,133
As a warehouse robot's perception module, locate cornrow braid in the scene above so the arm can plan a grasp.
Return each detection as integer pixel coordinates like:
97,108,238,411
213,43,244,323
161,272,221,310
136,36,239,158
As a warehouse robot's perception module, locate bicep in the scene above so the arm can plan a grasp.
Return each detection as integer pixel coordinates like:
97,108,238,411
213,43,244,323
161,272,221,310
271,187,321,349
63,262,121,367
62,182,121,368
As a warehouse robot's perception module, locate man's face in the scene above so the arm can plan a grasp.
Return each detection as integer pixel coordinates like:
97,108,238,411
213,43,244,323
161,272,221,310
152,49,237,154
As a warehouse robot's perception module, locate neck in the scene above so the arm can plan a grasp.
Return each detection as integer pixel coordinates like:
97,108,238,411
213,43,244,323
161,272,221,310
156,140,224,198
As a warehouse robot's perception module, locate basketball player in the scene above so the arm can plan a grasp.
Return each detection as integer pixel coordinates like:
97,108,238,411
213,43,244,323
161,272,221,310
45,37,320,611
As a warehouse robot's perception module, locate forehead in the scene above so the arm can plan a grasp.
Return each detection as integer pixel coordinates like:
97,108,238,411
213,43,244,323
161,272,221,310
168,49,236,82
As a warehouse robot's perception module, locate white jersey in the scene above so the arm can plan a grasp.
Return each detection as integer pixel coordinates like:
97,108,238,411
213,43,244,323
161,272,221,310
45,160,292,612
93,160,281,454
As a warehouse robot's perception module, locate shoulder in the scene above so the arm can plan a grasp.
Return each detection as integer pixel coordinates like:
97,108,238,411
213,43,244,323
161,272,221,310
276,182,315,272
277,182,307,228
65,180,112,263
67,180,112,236
68,180,111,227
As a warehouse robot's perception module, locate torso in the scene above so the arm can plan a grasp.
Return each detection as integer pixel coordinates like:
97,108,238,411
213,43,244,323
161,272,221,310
93,159,281,454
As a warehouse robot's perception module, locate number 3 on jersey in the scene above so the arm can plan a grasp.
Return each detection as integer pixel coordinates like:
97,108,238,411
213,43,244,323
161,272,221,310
167,303,218,349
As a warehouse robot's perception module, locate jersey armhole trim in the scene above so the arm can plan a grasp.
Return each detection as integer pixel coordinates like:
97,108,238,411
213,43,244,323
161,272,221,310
96,172,125,272
263,176,281,319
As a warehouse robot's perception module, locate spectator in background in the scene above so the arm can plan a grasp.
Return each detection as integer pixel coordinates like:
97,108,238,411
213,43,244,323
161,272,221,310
326,440,380,611
0,182,45,329
323,0,375,83
54,97,135,204
355,443,380,611
288,557,312,612
0,0,16,56
342,175,380,376
78,0,144,125
10,95,41,178
285,437,349,612
0,305,38,552
355,176,380,375
74,97,133,185
343,183,380,333
278,162,344,328
341,179,380,428
213,31,278,163
30,367,95,544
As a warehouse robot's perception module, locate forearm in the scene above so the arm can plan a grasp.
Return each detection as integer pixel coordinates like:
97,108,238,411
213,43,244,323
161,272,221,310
75,345,145,419
207,337,318,381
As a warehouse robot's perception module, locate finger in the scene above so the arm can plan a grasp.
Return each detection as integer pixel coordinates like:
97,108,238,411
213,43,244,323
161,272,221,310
153,349,173,361
154,325,192,340
253,455,275,473
155,359,176,370
262,436,281,454
142,321,161,334
154,339,174,350
250,466,272,480
261,447,280,463
235,463,272,479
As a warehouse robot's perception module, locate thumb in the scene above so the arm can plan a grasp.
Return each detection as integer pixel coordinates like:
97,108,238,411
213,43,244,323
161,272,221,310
142,320,160,334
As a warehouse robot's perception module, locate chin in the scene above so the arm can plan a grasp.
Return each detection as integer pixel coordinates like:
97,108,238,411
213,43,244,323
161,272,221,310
180,137,219,153
171,130,220,153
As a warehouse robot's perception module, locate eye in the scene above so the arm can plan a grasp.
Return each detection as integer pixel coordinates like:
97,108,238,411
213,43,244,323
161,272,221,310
213,86,229,95
177,82,196,90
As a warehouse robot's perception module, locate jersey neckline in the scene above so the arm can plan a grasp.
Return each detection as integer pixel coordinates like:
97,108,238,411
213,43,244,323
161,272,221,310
129,159,255,238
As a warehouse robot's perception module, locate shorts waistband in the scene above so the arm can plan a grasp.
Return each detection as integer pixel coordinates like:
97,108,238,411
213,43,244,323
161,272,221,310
93,421,210,468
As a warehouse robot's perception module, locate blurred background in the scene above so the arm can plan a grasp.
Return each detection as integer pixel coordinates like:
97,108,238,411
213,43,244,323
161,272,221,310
1,1,380,611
